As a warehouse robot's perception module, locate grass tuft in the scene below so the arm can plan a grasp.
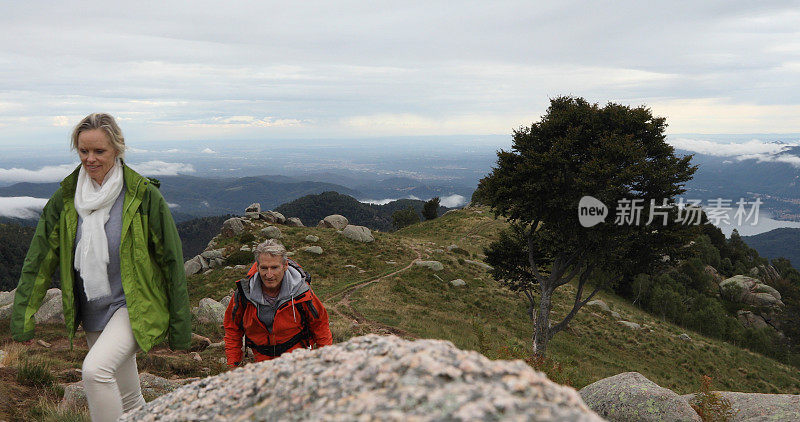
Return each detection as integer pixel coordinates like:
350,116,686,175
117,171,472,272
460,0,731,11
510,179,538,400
16,357,56,388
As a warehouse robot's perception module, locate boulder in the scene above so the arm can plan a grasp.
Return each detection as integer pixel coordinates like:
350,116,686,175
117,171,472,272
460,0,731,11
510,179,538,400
285,217,304,227
184,257,203,275
260,226,283,239
464,259,493,271
245,203,261,214
193,298,226,325
587,300,611,313
579,372,701,421
681,391,800,421
119,334,602,421
220,295,232,309
305,235,319,243
0,289,15,307
414,260,444,271
340,225,374,243
200,249,224,260
318,214,349,230
449,279,467,287
34,288,63,324
679,333,692,342
260,211,286,225
618,321,641,330
303,246,323,255
221,218,245,238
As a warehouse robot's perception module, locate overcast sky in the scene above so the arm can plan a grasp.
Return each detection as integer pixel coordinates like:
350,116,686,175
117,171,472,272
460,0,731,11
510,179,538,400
1,1,800,147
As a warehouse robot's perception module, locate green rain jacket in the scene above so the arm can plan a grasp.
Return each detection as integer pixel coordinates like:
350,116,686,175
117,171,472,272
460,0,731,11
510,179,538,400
10,163,191,352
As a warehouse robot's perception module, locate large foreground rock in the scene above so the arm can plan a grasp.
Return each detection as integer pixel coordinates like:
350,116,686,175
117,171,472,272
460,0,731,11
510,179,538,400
682,391,800,421
120,334,602,421
579,372,700,421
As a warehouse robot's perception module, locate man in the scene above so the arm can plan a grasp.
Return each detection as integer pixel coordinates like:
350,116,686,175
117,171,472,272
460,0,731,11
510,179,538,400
223,239,332,366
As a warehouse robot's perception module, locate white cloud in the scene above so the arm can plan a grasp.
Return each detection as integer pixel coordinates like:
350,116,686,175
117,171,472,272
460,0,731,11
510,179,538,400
0,164,76,183
736,153,800,168
440,194,467,208
127,161,195,176
359,198,398,205
0,196,49,219
127,147,149,153
164,149,181,153
668,138,800,156
201,148,217,154
167,202,179,208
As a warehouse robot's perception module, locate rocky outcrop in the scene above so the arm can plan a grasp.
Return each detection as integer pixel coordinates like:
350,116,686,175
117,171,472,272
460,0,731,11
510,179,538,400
119,334,602,421
749,264,782,284
719,275,784,307
681,391,800,421
704,265,724,285
340,225,374,243
317,214,348,230
580,372,701,421
449,279,466,287
259,211,286,225
304,235,319,243
244,203,261,219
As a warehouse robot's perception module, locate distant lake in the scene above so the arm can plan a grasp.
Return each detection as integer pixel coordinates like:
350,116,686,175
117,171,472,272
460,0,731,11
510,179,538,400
713,212,800,237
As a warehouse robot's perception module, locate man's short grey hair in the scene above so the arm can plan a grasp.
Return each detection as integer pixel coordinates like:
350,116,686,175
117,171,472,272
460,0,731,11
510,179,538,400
254,239,287,262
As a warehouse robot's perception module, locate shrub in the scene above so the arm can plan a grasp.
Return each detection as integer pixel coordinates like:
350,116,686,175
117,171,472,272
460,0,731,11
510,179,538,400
16,357,56,388
239,231,256,244
690,375,736,422
226,250,255,266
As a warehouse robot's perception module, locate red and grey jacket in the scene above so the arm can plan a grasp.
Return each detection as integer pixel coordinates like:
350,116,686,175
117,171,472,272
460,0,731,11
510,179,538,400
223,259,332,366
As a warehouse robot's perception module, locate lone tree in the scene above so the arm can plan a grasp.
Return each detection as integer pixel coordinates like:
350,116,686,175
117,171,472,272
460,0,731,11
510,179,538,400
478,96,696,356
392,206,420,230
422,197,440,220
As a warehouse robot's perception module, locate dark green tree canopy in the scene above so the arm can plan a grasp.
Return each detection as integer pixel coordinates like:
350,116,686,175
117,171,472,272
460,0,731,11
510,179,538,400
391,206,420,230
480,96,697,277
422,197,440,221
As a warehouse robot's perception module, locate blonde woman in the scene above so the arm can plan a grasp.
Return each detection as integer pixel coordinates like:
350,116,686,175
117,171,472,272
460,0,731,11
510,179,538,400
11,113,190,421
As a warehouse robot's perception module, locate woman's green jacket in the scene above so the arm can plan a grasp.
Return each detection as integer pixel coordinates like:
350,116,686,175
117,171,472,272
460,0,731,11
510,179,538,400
10,164,191,352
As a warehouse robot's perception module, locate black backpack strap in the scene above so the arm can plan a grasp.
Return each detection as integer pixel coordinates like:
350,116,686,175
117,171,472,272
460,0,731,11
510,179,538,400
232,278,248,336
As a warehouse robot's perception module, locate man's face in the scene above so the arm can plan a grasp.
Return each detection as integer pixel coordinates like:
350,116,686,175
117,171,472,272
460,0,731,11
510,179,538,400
258,254,288,293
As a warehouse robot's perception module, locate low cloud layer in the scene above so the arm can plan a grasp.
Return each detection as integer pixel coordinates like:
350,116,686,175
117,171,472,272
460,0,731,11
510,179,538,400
0,164,77,184
0,196,48,219
440,194,467,208
670,138,800,167
127,161,196,176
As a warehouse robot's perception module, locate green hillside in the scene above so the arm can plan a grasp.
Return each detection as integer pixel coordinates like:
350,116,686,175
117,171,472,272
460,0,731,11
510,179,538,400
186,207,800,393
3,207,800,420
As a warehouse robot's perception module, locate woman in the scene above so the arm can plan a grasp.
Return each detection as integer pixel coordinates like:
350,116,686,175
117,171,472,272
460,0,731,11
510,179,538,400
11,113,191,421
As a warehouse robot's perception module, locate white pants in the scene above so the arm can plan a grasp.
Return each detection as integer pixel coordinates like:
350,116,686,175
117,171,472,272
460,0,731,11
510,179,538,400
83,307,146,422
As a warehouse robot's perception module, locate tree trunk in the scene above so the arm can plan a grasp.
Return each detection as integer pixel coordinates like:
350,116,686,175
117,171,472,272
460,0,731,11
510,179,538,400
532,286,553,356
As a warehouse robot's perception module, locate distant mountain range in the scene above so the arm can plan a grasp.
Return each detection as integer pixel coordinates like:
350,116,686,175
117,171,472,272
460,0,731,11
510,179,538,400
0,173,473,223
679,149,800,221
276,191,448,232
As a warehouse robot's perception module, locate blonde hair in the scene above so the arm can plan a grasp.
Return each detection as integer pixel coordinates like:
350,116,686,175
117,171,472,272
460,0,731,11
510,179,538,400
71,113,126,158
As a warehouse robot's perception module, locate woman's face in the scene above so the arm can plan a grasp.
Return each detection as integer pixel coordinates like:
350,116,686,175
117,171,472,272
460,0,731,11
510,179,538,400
77,129,118,185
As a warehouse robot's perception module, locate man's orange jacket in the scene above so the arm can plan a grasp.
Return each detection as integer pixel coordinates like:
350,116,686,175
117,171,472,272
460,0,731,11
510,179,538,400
223,260,332,366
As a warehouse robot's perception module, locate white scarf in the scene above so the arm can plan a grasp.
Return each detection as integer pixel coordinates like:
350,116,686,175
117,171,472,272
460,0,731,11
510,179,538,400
74,158,124,301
